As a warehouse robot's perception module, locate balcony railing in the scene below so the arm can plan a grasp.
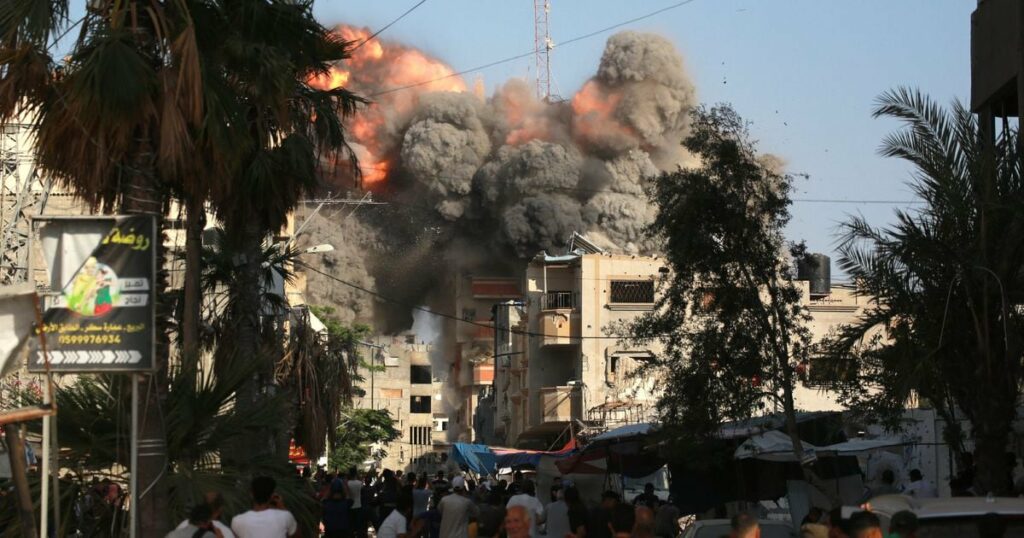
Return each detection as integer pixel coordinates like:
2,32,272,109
541,291,577,310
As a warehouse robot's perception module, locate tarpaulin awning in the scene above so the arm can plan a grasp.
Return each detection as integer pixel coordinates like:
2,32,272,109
734,432,907,462
493,439,576,469
451,443,498,475
451,440,577,475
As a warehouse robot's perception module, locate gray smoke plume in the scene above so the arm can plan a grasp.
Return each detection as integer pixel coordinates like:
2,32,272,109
304,29,696,327
295,29,698,444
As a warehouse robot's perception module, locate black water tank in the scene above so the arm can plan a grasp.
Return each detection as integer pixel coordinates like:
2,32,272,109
797,253,831,297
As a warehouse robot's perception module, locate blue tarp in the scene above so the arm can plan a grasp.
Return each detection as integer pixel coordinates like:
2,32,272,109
450,443,498,475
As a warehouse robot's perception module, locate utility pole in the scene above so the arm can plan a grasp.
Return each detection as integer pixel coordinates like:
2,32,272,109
359,340,387,410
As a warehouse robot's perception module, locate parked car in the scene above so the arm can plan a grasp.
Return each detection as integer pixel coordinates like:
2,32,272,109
864,494,1024,537
679,519,796,538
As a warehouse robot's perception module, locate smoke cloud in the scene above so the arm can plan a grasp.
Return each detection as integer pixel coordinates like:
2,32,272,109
301,28,697,436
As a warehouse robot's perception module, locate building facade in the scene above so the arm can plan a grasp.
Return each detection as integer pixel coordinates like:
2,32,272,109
495,236,667,449
351,334,450,473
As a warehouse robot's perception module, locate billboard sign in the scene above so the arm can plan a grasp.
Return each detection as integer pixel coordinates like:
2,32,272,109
28,215,156,372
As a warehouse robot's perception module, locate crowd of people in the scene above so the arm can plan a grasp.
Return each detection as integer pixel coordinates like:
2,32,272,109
166,468,684,538
166,465,1017,538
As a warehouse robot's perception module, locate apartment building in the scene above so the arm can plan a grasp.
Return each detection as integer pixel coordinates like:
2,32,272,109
351,334,450,473
450,271,521,442
496,234,666,449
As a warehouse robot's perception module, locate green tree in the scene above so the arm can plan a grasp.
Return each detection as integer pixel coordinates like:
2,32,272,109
823,89,1024,495
627,104,819,482
328,408,401,472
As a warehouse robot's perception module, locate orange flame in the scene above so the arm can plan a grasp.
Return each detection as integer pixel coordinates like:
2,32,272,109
308,25,468,190
572,80,633,139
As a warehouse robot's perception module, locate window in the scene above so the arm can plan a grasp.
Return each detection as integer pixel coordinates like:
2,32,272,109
379,388,403,399
804,356,857,389
433,417,449,432
410,426,432,446
610,280,655,304
410,365,432,384
410,395,431,414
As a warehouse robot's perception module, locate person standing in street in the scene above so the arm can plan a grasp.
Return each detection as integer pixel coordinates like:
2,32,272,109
607,504,635,538
504,505,532,538
378,497,414,538
730,513,760,538
347,468,367,538
230,476,298,538
903,470,938,498
632,484,660,510
174,492,234,537
543,485,570,538
847,511,883,538
506,480,545,538
323,478,354,538
413,475,432,517
439,476,480,538
584,491,619,538
167,504,219,538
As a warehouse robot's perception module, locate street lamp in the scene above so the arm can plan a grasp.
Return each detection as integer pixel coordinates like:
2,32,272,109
304,243,335,254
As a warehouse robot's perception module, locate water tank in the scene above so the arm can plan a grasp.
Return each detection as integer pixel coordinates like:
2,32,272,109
797,253,831,297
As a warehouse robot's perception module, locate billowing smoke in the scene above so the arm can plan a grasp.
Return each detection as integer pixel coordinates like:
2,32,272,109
302,27,697,439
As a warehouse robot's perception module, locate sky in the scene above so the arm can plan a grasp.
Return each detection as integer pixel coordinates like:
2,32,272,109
312,0,974,277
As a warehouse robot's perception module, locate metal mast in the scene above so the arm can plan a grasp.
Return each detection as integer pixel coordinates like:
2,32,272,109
533,0,552,101
0,119,51,285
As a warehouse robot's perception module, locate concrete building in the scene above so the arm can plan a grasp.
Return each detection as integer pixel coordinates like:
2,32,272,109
450,272,521,442
497,235,666,449
351,334,450,473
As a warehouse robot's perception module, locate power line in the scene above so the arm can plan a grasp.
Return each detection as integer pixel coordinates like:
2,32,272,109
296,261,646,340
351,0,429,52
369,0,700,97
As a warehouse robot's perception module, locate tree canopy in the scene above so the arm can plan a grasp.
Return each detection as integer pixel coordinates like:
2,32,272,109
823,88,1024,494
628,104,813,449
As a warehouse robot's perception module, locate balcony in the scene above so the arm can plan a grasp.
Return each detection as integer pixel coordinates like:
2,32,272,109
541,291,577,310
539,386,581,423
540,310,576,346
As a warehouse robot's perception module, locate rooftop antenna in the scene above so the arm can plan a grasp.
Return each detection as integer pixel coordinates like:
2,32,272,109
534,0,553,101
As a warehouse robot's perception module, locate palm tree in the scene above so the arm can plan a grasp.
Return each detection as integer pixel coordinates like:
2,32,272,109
827,88,1024,495
1,0,361,532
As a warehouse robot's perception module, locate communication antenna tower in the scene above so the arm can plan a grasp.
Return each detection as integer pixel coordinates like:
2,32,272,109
533,0,553,101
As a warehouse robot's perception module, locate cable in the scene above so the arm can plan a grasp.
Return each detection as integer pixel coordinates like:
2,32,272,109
351,0,429,52
369,0,700,97
297,261,652,340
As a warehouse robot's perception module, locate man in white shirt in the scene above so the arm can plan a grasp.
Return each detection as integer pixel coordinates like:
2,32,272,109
439,476,479,538
231,476,299,538
175,491,234,538
378,497,413,538
506,480,545,538
903,469,938,498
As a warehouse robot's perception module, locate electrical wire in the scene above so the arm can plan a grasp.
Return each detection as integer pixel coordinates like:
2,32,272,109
351,0,429,51
369,0,701,97
296,260,652,340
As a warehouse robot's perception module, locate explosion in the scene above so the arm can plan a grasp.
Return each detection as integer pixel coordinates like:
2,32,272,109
301,28,698,442
304,27,696,326
309,25,468,188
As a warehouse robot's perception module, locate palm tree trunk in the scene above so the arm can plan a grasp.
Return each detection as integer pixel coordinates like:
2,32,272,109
182,193,205,370
226,215,275,462
120,127,171,536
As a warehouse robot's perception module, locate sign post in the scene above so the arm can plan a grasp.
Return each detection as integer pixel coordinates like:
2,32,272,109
29,215,158,538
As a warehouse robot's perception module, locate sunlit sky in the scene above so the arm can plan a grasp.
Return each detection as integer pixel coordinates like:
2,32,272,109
58,1,973,277
313,0,973,277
